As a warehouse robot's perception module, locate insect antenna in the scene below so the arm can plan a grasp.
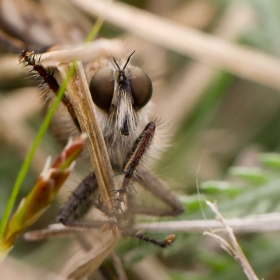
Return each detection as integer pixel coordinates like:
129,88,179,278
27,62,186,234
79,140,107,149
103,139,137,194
113,57,121,70
122,51,135,70
112,50,135,71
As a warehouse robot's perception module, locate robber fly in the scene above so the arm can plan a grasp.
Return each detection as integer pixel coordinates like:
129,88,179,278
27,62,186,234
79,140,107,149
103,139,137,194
19,42,184,248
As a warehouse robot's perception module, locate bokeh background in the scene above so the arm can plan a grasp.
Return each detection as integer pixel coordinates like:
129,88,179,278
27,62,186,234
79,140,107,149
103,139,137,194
1,0,280,279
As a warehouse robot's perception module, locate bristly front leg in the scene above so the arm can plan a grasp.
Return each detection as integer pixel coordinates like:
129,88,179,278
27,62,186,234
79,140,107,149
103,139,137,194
110,120,184,220
110,121,156,220
19,50,81,130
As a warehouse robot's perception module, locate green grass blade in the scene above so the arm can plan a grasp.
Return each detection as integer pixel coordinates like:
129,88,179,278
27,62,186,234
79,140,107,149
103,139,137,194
0,64,76,239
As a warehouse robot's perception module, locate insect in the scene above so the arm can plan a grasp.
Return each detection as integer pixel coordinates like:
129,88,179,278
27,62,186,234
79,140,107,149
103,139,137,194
19,41,184,274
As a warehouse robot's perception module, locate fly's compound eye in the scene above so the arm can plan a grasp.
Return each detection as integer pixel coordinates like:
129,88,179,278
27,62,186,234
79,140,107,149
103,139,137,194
130,67,152,109
89,67,114,111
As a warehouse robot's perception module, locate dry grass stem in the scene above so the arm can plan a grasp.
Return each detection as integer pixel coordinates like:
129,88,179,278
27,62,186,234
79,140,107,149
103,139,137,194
24,224,85,241
158,2,255,124
39,39,123,68
56,61,119,278
0,256,64,280
70,0,280,90
204,201,259,280
111,252,128,280
169,1,215,29
58,62,115,209
136,212,280,233
62,230,118,279
0,55,23,82
0,91,51,173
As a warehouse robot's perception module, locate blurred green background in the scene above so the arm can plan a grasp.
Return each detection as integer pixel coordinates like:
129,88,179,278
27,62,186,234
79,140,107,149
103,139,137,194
1,0,280,279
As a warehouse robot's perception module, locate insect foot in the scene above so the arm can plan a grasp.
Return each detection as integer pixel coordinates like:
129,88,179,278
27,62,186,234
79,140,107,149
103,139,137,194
110,122,156,220
100,217,119,237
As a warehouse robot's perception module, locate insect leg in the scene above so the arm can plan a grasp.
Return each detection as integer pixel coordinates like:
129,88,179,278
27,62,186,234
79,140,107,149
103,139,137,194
130,169,184,217
122,228,175,248
111,122,156,220
19,50,81,130
58,172,107,229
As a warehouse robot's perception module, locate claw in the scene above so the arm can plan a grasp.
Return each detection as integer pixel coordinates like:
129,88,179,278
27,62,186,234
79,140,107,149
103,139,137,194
100,217,119,237
164,234,176,246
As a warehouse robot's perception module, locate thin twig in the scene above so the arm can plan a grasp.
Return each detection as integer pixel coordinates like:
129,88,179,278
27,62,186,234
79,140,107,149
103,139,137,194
111,252,128,280
29,208,280,237
39,39,123,68
24,224,85,241
204,201,259,280
135,212,280,233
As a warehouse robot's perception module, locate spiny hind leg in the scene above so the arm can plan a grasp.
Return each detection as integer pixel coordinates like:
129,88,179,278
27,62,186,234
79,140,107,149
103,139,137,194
129,169,184,217
58,172,107,229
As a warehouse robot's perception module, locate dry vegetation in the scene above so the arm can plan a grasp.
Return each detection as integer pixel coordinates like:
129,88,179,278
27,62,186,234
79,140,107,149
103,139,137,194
1,0,280,279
